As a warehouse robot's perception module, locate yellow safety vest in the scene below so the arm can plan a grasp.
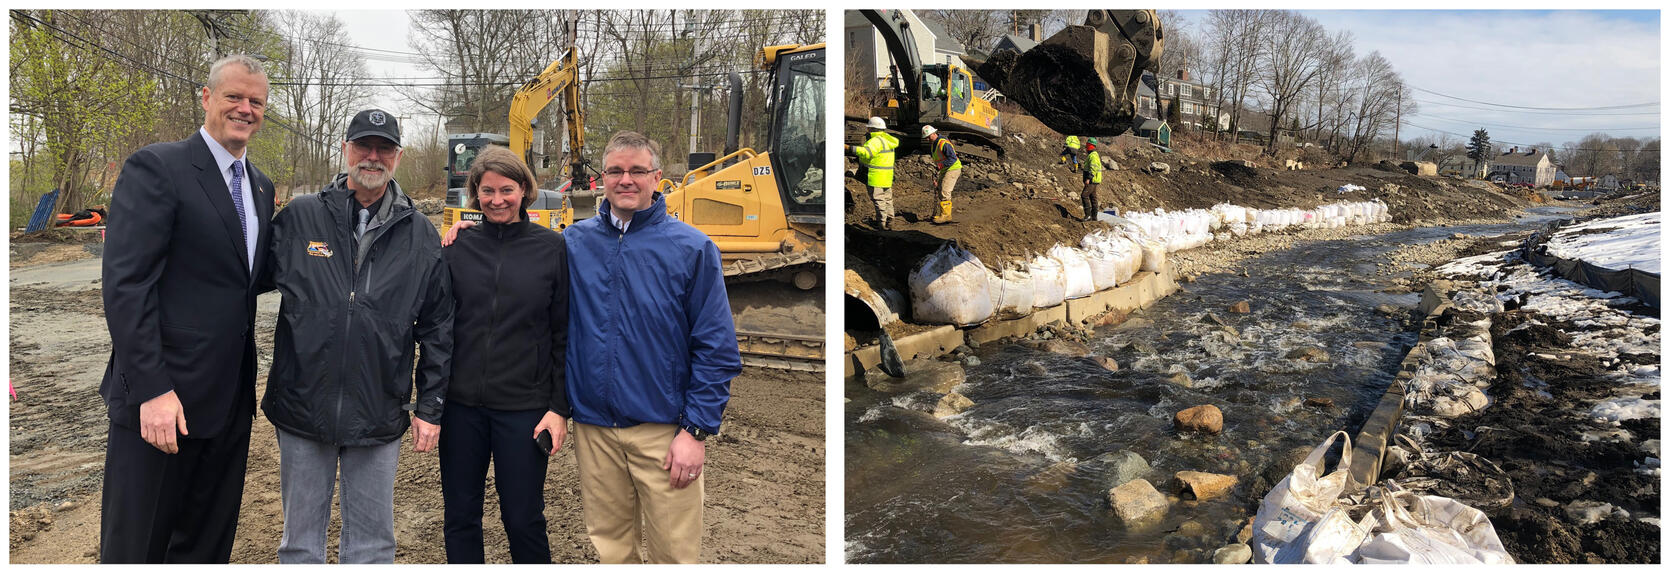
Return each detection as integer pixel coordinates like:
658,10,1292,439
1065,135,1081,150
854,131,899,188
1085,151,1103,184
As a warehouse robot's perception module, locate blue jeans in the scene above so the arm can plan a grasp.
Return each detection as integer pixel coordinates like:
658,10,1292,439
275,428,401,564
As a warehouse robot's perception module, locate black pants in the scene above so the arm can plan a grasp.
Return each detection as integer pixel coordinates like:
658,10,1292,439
99,413,252,563
439,404,552,563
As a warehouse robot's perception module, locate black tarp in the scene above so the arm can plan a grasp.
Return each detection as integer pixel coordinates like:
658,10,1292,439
1522,225,1660,309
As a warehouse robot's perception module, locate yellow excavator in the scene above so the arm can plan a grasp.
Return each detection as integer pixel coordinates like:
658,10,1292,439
662,43,827,371
442,47,592,237
848,9,1005,161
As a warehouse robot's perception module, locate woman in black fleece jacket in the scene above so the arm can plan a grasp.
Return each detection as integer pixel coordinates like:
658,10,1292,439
439,145,569,563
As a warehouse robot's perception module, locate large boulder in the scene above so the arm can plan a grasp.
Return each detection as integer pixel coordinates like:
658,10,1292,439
1108,479,1169,525
1175,470,1238,501
1088,450,1151,489
1174,405,1224,434
1212,543,1252,564
933,392,975,418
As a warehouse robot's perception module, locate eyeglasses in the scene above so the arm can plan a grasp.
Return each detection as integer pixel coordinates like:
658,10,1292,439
348,140,401,157
601,168,659,180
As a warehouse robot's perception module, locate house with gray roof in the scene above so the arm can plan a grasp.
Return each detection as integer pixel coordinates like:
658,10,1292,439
1488,147,1555,187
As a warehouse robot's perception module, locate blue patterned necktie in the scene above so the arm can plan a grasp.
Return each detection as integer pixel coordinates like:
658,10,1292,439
230,159,249,241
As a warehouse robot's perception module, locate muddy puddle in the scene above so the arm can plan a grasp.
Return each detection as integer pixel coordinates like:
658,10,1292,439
845,209,1579,563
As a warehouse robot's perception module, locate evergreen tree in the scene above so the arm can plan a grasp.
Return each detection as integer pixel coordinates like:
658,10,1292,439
1466,128,1492,176
1165,98,1181,128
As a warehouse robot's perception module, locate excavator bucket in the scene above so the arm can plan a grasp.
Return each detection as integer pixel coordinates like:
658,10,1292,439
972,10,1163,137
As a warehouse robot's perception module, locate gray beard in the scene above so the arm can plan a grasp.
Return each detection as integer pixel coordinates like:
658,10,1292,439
349,165,390,191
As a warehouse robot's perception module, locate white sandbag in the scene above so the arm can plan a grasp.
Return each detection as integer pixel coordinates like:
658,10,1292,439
989,265,1035,318
1355,484,1515,564
1082,245,1121,291
908,243,994,326
1253,431,1362,564
1049,245,1095,299
1029,254,1066,309
1139,240,1166,273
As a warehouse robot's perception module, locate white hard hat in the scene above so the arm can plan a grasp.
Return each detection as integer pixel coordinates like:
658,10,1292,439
867,117,886,130
921,125,938,137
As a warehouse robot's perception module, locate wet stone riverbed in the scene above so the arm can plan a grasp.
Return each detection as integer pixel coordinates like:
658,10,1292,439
845,213,1574,563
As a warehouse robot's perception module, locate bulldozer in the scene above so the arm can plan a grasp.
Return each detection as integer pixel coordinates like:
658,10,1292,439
442,47,595,238
662,43,827,371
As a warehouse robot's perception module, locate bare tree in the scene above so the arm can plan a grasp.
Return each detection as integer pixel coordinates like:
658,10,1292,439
271,10,371,195
408,10,563,134
1256,10,1327,154
1202,9,1274,142
1340,51,1402,163
923,10,1006,55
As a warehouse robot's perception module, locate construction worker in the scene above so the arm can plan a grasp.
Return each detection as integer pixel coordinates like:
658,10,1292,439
1082,139,1104,222
922,125,959,225
848,117,898,229
1061,135,1082,171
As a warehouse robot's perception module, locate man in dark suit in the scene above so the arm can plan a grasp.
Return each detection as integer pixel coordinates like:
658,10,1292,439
98,54,274,563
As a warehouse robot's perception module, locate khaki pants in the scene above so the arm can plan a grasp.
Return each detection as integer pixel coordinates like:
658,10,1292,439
573,423,703,564
936,168,960,203
869,185,893,223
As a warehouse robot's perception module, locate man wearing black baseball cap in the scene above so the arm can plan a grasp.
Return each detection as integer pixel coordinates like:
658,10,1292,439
261,108,455,563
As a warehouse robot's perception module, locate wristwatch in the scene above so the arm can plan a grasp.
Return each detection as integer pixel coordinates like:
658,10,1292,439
680,424,712,442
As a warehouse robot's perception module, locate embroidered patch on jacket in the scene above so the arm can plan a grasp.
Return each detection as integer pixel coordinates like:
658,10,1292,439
306,241,333,258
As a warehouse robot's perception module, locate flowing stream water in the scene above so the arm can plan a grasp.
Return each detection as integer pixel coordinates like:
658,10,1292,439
845,209,1578,563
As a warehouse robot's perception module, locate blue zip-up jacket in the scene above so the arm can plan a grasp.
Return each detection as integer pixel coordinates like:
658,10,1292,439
565,192,740,435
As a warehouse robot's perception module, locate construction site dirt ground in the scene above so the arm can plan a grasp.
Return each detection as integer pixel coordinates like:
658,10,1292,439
7,250,825,564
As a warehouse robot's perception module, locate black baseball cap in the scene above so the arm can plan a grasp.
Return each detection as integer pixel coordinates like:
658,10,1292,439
345,109,401,146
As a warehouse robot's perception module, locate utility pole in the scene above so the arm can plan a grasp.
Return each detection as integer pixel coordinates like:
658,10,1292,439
1393,87,1402,160
680,84,706,156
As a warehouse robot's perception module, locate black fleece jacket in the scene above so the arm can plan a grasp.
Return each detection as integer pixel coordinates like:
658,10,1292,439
443,218,571,416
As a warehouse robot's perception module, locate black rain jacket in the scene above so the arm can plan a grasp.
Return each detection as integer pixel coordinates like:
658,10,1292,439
262,175,454,446
443,217,571,415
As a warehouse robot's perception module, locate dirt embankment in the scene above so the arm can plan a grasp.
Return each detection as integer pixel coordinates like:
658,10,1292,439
845,113,1527,275
8,265,825,564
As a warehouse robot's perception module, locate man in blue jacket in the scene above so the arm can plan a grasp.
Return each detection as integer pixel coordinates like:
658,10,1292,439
564,131,742,563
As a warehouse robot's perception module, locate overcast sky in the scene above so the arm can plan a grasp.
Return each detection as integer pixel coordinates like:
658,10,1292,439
334,9,1659,151
1172,9,1661,150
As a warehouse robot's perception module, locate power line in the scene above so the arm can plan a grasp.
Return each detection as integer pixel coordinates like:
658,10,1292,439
1416,112,1660,133
1413,98,1661,117
1410,85,1658,111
